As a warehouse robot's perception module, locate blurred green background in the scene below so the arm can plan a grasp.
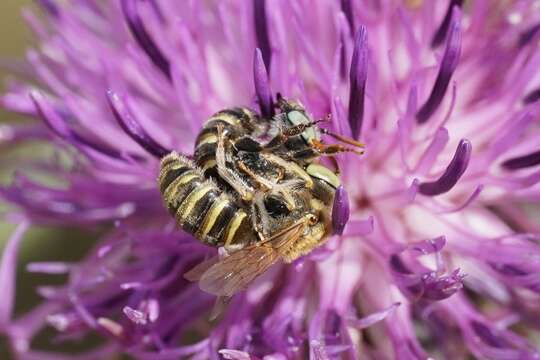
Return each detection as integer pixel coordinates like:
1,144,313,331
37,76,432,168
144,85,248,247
0,1,102,358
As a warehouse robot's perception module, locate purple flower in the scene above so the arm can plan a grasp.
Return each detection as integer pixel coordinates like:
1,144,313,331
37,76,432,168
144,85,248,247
1,1,540,359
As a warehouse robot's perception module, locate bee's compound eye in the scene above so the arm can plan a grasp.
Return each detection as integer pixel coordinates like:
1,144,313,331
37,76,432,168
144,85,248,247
307,214,318,225
264,195,291,217
287,110,318,143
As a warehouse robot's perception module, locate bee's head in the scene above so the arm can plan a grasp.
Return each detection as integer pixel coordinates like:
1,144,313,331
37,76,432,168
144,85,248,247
275,97,321,145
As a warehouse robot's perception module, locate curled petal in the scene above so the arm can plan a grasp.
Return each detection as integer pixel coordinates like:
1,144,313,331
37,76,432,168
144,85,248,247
339,0,354,33
417,7,461,124
344,216,374,237
518,22,540,47
253,48,274,117
31,91,126,160
419,139,471,196
29,91,71,139
431,1,464,48
121,0,170,79
107,90,170,158
332,185,350,235
36,0,60,17
523,87,540,104
123,307,147,325
0,221,29,329
346,302,400,329
253,0,271,71
464,320,539,359
26,262,71,274
409,236,446,255
348,25,368,140
219,349,257,360
501,149,540,170
421,269,464,301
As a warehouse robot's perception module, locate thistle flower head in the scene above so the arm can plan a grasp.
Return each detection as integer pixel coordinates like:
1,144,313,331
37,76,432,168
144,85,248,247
2,1,540,359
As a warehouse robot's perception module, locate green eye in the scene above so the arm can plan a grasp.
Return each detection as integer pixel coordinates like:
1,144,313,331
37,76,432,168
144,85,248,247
306,164,340,189
287,110,318,143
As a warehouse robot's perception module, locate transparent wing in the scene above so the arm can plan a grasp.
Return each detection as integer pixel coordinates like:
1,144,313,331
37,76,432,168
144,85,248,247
198,245,278,297
197,220,306,297
183,257,219,282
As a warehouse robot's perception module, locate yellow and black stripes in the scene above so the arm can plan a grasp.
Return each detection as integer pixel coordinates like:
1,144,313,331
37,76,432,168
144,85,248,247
159,152,255,247
194,107,259,175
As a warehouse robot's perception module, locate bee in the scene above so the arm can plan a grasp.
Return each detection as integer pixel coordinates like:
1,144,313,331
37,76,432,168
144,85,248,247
158,97,363,298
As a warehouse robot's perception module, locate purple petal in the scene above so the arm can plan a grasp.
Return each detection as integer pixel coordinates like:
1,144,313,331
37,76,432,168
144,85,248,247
0,221,29,329
348,25,368,139
29,91,71,139
419,139,472,196
409,236,446,255
311,340,330,360
121,0,170,79
436,184,484,213
36,0,60,18
518,22,540,47
339,0,354,33
332,185,350,235
345,216,374,237
431,1,464,48
253,0,271,71
417,7,461,124
414,127,450,175
421,269,464,300
26,262,70,274
123,306,147,325
253,48,274,117
346,302,400,329
523,87,540,104
219,349,257,360
501,149,540,170
107,90,170,158
30,91,126,160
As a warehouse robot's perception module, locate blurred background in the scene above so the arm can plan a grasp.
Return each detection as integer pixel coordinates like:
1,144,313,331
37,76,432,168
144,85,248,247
0,1,102,357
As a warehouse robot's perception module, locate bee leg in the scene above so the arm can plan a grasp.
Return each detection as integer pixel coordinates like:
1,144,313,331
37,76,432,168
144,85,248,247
252,192,271,239
328,156,341,175
310,139,364,156
215,125,255,201
236,160,273,191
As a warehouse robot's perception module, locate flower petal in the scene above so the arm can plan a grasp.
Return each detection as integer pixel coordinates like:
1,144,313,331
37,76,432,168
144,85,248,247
0,221,29,329
419,139,471,196
253,48,274,118
332,185,350,235
107,90,170,158
417,6,462,124
121,0,171,79
348,25,368,139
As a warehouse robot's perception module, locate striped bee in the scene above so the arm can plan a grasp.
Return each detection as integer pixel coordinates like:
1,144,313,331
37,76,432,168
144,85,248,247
158,98,363,298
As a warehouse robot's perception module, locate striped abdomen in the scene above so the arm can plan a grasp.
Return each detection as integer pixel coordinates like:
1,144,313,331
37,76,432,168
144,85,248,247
159,152,255,247
194,107,259,175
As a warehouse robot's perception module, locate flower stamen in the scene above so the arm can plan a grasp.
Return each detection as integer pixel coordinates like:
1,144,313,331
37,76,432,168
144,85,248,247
107,90,170,158
431,0,464,48
348,25,368,140
253,48,274,117
121,0,171,80
417,6,461,124
419,139,471,196
253,0,271,71
501,149,540,170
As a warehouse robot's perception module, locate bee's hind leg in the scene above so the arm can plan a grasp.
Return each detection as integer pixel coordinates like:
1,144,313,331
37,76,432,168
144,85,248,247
215,125,255,201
